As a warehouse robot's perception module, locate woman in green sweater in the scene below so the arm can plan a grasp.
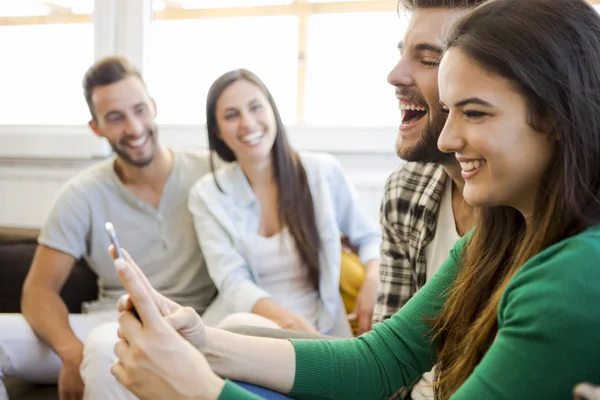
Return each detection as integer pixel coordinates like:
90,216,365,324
107,0,600,399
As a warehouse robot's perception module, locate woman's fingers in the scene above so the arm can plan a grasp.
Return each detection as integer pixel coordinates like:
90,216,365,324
120,248,158,298
117,294,134,313
110,361,129,388
118,311,142,340
114,339,128,361
114,257,163,328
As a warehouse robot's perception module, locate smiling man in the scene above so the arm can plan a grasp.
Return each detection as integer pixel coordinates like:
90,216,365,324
372,1,487,398
0,56,216,400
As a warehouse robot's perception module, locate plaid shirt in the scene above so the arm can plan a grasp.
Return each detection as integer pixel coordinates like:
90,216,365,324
373,161,447,324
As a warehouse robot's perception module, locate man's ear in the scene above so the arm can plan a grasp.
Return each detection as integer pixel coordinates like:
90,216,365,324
88,119,102,138
151,98,158,118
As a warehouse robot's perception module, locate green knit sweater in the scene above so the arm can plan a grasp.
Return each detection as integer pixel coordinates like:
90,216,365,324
220,225,600,399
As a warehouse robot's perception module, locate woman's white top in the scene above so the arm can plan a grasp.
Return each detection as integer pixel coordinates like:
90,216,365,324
188,152,382,337
249,227,320,327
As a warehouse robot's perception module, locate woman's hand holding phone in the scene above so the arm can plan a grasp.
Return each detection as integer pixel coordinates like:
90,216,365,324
109,243,223,400
105,222,140,321
104,222,207,350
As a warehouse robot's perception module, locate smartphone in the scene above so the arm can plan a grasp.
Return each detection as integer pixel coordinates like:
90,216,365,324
105,222,140,321
105,222,125,259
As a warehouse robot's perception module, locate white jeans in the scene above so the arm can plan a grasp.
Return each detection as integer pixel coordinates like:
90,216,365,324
80,321,137,400
0,312,135,400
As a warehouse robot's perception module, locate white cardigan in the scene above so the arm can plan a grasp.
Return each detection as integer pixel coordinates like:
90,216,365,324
188,152,381,337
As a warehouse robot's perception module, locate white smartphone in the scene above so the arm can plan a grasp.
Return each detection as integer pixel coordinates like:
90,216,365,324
105,222,125,259
105,222,140,321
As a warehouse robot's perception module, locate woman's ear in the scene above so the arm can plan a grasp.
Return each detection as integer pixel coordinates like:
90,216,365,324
544,116,559,142
531,112,558,141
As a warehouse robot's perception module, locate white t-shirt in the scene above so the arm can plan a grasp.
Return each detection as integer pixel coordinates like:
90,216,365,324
425,177,461,279
412,178,461,400
249,227,321,329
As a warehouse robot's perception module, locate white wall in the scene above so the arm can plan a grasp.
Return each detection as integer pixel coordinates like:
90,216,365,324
0,131,401,229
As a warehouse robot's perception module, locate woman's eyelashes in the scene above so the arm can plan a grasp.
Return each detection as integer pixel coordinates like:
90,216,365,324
439,107,488,120
463,110,488,120
223,103,263,120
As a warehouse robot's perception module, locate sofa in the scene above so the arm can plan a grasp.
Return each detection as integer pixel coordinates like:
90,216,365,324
0,237,99,400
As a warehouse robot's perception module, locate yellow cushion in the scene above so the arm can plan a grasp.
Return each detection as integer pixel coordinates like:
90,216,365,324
339,249,365,336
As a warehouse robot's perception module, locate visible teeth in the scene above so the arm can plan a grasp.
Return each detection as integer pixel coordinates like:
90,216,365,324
128,136,147,147
241,131,264,144
400,103,426,112
460,159,486,172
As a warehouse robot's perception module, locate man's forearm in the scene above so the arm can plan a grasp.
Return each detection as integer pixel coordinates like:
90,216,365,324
204,327,296,394
22,288,83,363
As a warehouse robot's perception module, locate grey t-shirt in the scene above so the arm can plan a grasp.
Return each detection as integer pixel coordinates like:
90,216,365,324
38,150,217,314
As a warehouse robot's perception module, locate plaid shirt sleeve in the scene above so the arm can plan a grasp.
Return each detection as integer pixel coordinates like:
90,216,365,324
372,167,418,324
372,163,445,400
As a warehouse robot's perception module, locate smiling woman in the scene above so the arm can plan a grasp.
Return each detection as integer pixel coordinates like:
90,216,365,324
431,0,600,397
186,68,382,337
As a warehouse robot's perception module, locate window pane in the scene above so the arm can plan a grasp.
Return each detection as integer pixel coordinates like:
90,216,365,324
0,0,92,16
153,0,293,11
0,1,94,124
148,16,298,124
304,12,405,126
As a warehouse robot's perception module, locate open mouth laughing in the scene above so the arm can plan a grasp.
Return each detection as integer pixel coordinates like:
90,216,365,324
125,135,149,149
401,102,428,126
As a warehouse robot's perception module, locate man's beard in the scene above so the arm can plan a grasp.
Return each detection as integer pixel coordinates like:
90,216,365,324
111,128,156,168
396,110,455,164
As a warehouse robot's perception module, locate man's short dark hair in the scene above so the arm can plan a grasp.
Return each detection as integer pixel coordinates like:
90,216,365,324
399,0,487,11
82,55,145,120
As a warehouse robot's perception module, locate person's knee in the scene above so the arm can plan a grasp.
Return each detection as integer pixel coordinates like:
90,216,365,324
217,313,281,330
81,322,139,400
80,322,119,383
0,314,46,379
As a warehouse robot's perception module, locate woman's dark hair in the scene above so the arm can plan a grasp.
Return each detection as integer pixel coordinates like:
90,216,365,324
205,69,321,288
399,0,486,12
431,0,600,397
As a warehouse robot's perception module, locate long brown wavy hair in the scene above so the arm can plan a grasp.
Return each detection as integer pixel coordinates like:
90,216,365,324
205,69,321,288
431,0,600,398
